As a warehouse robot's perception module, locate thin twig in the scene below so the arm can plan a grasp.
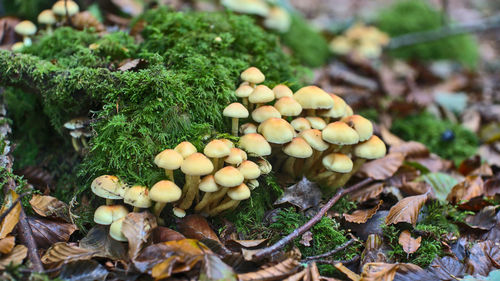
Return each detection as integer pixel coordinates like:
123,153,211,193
0,192,29,222
314,255,360,266
252,178,373,260
303,237,359,262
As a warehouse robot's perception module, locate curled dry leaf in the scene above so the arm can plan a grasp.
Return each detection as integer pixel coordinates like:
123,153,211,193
359,153,405,180
0,245,27,270
400,180,430,196
178,214,221,243
238,258,301,281
350,183,384,203
447,176,484,204
380,125,404,146
464,206,497,231
398,230,421,254
360,262,423,281
344,200,383,224
28,217,78,249
0,235,15,254
79,225,127,261
41,242,95,267
274,177,322,211
484,178,500,197
122,211,157,260
199,253,237,281
466,240,500,277
152,226,185,243
426,256,466,280
30,194,71,222
385,194,428,226
59,260,109,281
389,141,429,158
0,189,21,239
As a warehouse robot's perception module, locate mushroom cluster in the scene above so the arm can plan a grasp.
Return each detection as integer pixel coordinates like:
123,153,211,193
63,117,91,152
330,23,390,60
224,67,387,193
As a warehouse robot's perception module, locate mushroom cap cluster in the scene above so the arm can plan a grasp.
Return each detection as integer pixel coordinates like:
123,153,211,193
330,23,390,59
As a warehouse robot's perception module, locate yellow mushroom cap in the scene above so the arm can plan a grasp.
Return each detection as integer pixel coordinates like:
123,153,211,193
258,118,295,144
219,139,235,149
283,137,313,158
149,180,182,203
199,175,219,192
273,84,293,99
291,117,311,132
299,129,329,151
293,86,333,110
214,166,244,187
330,36,352,54
256,158,272,174
275,97,302,117
235,85,254,98
172,207,186,218
91,175,128,200
344,105,354,117
204,140,231,159
225,148,246,166
94,205,129,225
154,149,183,170
124,186,152,208
174,141,197,159
240,66,265,84
239,133,271,156
109,217,127,242
238,160,261,180
38,10,56,25
342,115,373,142
251,105,281,123
306,117,327,130
264,6,291,33
52,0,79,16
14,20,37,36
249,85,274,104
228,183,251,200
354,135,386,159
319,94,347,119
247,179,259,190
223,102,249,119
240,123,257,135
322,153,353,173
181,153,214,176
322,121,359,145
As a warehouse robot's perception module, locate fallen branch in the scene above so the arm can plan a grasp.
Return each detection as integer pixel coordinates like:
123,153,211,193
303,237,358,262
388,14,500,49
252,178,373,260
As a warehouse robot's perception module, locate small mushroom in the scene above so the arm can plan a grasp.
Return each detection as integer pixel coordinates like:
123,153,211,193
124,185,152,212
225,148,247,167
91,175,128,205
109,217,127,242
238,133,271,157
299,129,329,175
305,117,327,130
239,123,257,135
172,207,186,218
240,66,265,87
251,105,281,123
316,153,353,188
149,180,182,223
63,117,89,130
247,179,259,190
11,42,24,52
207,166,244,211
208,183,250,216
174,141,197,159
293,86,333,116
69,130,83,152
223,102,249,136
237,160,261,180
256,158,272,175
221,0,270,17
282,137,312,178
318,93,347,123
37,9,56,34
14,20,36,47
290,117,311,132
272,84,293,99
94,205,129,225
235,85,254,108
274,97,302,119
249,85,274,108
204,140,231,172
177,153,214,209
194,175,219,212
154,149,183,180
264,6,291,33
258,117,295,145
342,115,373,142
52,0,80,24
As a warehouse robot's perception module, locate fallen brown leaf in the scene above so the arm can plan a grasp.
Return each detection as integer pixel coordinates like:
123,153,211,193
426,256,465,280
274,177,322,211
41,242,95,267
398,230,421,254
58,260,109,281
359,153,405,180
379,126,404,147
238,258,301,281
350,183,384,203
30,194,71,222
122,211,157,260
447,176,484,204
0,189,21,239
178,214,221,243
359,262,423,281
464,206,497,231
385,194,428,226
0,245,27,270
0,235,15,254
466,240,500,276
389,141,429,158
152,226,186,243
28,217,77,249
79,225,127,261
344,201,382,224
72,11,105,32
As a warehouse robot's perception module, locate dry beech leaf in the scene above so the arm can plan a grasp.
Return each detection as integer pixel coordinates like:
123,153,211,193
199,253,237,281
385,194,427,226
152,226,185,243
344,201,382,224
178,214,221,243
0,245,27,270
30,194,71,222
274,177,322,211
398,230,421,254
59,260,109,281
122,211,157,260
238,258,300,281
335,262,361,281
484,178,500,197
28,217,78,249
41,242,95,266
79,225,127,260
350,183,384,203
427,256,466,280
360,262,422,281
400,181,430,196
389,141,429,158
464,206,497,231
0,236,15,254
0,189,21,239
466,240,500,276
447,176,484,204
359,153,405,180
380,126,404,146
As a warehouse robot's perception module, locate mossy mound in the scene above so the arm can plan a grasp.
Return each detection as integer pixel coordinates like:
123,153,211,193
1,8,300,196
377,0,479,68
391,113,478,165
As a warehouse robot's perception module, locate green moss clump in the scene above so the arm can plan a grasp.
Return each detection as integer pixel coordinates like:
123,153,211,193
281,14,330,67
377,0,479,68
391,112,478,165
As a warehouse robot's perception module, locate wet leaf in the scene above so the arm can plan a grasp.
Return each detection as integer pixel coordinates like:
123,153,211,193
59,260,109,281
464,206,497,231
426,256,465,280
399,181,430,196
458,156,491,177
274,177,322,211
225,239,268,250
178,215,221,243
79,225,127,260
466,240,500,276
350,183,384,203
28,217,77,249
30,194,71,222
389,141,429,158
152,226,186,243
359,153,405,180
484,178,500,197
238,258,300,281
0,236,14,254
200,253,237,281
0,189,21,239
447,176,484,204
0,245,27,270
398,231,421,254
118,58,147,71
122,211,157,260
421,172,459,202
385,194,427,226
360,262,423,281
344,201,382,224
41,242,95,266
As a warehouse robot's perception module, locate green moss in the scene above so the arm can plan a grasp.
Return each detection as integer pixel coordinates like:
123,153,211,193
391,112,478,165
377,0,479,68
281,14,330,67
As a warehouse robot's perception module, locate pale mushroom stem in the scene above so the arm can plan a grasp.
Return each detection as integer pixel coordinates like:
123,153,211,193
106,199,113,205
206,187,228,210
208,200,240,216
211,158,220,174
81,137,89,148
153,202,167,217
231,118,239,136
194,192,215,212
164,169,174,180
283,157,297,179
242,98,249,109
303,150,320,175
71,137,80,152
46,25,53,35
23,36,32,47
178,175,200,209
